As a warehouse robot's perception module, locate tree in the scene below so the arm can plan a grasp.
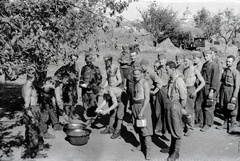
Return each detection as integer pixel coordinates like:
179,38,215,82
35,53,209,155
215,8,240,47
139,2,180,45
0,0,129,79
194,7,220,40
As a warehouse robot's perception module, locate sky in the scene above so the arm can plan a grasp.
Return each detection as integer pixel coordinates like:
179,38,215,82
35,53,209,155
120,0,240,21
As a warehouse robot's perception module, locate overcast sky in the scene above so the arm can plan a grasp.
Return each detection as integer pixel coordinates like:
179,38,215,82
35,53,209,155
120,0,240,21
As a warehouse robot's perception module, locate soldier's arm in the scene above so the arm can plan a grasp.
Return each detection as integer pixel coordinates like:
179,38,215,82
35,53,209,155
210,63,219,92
95,66,102,86
113,67,122,87
139,80,150,117
107,90,119,112
149,70,163,93
233,70,240,98
96,95,108,111
194,68,205,94
55,85,64,110
23,86,35,118
176,78,187,108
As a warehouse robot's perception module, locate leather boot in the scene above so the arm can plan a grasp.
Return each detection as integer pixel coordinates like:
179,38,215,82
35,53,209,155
229,117,237,133
167,149,179,161
100,126,114,134
110,129,121,139
216,119,228,130
145,136,151,160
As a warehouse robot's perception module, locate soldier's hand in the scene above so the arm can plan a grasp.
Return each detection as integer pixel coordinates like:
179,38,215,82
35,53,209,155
208,90,214,99
101,109,109,115
231,97,237,104
189,91,196,99
138,111,143,119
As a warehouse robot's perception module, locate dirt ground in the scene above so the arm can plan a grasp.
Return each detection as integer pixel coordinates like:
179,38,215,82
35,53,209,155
1,51,240,161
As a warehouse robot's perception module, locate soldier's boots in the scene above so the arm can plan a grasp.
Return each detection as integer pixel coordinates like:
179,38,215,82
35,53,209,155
200,125,211,132
167,149,179,161
100,126,114,134
229,123,237,133
110,129,121,139
216,120,228,130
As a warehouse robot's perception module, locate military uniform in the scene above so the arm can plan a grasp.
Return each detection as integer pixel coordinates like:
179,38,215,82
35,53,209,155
80,63,102,117
54,62,79,119
118,51,130,87
143,68,165,133
200,60,219,129
166,74,187,160
220,66,239,131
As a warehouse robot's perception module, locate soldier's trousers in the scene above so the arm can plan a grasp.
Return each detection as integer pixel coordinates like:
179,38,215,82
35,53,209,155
155,87,168,134
22,105,44,153
220,85,238,120
185,86,196,130
82,89,98,117
202,84,217,126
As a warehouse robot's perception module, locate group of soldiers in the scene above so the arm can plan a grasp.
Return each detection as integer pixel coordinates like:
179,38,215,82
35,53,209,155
21,44,240,161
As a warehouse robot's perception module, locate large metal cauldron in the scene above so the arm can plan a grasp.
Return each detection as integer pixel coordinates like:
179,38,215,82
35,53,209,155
64,123,91,146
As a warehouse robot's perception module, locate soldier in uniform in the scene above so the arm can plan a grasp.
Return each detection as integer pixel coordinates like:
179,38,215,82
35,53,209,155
183,54,205,136
125,49,141,117
165,61,187,161
199,50,219,132
79,52,102,126
54,53,79,122
155,53,169,135
95,86,128,139
217,55,239,133
118,46,131,88
131,66,153,160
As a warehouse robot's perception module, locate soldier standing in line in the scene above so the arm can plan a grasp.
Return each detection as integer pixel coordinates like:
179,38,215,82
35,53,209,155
54,53,80,122
175,53,185,75
131,66,153,161
217,55,239,133
193,51,204,126
118,46,131,88
155,53,169,135
22,66,44,158
139,58,164,134
183,54,205,136
125,49,141,123
165,61,187,161
79,52,102,126
103,55,122,88
199,50,219,132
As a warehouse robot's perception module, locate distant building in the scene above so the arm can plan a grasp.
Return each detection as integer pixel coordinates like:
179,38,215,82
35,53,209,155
180,6,193,23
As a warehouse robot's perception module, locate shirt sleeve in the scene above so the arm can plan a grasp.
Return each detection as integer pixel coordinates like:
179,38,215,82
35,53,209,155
149,70,163,89
210,62,220,91
176,78,187,100
233,70,240,98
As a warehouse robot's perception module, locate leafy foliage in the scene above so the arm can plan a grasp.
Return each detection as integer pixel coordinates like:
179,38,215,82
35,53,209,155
194,7,220,40
139,2,180,44
0,0,129,76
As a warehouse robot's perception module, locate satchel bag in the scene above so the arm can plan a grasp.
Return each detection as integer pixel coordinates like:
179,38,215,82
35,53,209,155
136,118,147,128
206,98,214,107
227,103,236,111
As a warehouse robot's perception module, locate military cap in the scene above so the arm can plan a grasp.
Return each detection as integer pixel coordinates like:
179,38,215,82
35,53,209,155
210,46,218,53
203,49,212,55
140,58,149,66
84,52,95,58
158,52,167,59
69,53,79,59
192,51,202,58
103,54,112,61
184,54,194,60
92,86,102,95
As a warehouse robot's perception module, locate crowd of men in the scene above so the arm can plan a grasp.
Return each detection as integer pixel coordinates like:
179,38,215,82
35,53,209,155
21,44,240,161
